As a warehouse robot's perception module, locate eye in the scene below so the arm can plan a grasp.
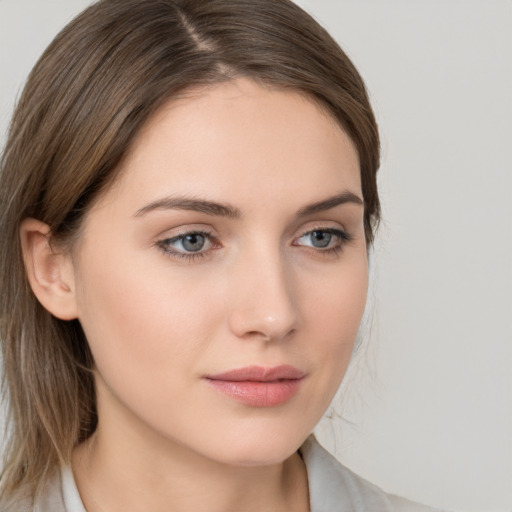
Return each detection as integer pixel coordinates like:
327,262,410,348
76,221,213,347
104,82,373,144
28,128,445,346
306,230,333,248
178,233,207,252
293,228,351,253
157,230,218,260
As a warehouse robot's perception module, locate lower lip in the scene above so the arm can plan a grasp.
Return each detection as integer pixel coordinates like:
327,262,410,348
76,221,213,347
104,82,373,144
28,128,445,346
206,378,303,407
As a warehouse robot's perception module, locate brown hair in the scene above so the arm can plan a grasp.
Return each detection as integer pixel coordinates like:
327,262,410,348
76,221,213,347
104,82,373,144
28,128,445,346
0,0,380,506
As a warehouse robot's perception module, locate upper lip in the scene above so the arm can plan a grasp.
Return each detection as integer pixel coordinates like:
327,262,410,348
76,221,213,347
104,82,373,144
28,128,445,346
206,365,305,382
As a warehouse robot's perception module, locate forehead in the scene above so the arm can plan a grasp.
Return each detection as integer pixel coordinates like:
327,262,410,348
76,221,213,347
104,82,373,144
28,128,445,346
98,78,361,214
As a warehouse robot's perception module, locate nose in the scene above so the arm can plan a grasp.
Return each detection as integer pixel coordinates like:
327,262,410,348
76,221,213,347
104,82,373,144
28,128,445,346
227,248,300,342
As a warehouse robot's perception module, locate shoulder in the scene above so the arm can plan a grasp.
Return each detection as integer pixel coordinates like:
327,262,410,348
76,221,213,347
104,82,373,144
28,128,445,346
300,436,446,512
32,470,67,512
0,470,66,512
389,494,445,512
31,466,84,512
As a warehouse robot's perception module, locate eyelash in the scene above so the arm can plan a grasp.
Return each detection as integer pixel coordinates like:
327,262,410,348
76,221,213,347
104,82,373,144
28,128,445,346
156,227,352,261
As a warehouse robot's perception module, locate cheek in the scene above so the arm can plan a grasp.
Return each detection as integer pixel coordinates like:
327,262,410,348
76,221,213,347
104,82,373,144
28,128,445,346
74,250,222,391
305,252,367,336
74,253,232,442
300,253,368,392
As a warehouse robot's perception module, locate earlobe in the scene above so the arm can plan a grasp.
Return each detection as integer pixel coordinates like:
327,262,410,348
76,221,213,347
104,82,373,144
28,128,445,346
20,218,78,321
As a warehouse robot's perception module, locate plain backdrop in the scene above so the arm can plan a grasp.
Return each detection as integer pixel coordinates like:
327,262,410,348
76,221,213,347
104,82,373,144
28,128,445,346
0,1,511,511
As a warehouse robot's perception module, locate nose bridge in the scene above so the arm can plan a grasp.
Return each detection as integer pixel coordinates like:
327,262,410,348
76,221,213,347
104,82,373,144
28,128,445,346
228,240,299,341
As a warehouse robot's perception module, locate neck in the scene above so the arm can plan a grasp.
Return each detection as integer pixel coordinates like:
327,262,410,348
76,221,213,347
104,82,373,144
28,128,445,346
72,418,310,512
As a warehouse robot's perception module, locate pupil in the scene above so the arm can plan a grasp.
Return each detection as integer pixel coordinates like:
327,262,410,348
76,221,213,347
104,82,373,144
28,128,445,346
183,234,205,252
312,230,331,248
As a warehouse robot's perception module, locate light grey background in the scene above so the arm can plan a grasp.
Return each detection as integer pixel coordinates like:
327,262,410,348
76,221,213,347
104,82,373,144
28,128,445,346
1,1,511,511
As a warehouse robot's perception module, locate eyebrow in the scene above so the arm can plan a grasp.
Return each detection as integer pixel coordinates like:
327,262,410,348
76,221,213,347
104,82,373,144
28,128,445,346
134,190,363,219
296,191,363,216
134,197,241,218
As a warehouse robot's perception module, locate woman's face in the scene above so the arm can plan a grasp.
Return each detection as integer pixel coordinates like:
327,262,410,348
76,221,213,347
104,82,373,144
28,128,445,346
70,78,368,466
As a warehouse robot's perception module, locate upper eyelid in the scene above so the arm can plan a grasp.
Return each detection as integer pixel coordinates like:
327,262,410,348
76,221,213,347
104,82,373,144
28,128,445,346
156,224,217,240
295,223,349,238
297,225,345,234
166,229,215,240
156,223,349,241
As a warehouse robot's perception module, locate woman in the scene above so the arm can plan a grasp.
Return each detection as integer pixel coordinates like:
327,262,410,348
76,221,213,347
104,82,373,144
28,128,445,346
0,0,442,510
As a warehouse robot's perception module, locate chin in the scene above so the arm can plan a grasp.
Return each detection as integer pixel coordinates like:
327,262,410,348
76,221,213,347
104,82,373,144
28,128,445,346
199,423,311,468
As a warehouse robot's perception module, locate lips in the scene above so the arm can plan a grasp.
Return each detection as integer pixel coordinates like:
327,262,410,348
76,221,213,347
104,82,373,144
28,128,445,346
205,365,305,407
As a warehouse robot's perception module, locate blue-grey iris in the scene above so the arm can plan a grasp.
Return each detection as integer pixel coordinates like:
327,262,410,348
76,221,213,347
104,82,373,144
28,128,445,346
311,230,331,248
182,233,205,252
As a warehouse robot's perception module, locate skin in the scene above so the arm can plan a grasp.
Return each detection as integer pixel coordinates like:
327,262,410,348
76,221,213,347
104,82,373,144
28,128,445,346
22,78,368,511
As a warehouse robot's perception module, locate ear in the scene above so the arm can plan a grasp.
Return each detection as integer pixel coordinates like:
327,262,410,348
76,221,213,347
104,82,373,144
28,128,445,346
20,218,78,321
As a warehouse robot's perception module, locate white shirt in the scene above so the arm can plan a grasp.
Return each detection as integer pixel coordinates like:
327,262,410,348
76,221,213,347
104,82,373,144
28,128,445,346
33,436,444,511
